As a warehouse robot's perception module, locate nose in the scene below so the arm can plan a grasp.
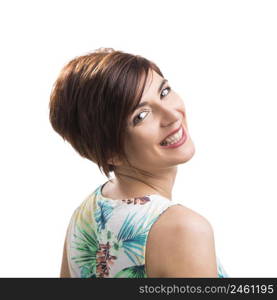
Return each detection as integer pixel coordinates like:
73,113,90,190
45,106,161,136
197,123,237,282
160,106,183,128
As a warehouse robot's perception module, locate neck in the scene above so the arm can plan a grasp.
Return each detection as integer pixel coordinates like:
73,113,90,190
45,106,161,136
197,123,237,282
112,166,177,200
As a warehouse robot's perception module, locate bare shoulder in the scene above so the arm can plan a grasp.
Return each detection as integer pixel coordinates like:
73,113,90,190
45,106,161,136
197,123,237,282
145,204,218,278
160,204,213,229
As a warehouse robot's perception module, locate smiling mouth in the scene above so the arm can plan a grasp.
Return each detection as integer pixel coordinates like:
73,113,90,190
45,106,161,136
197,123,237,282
160,126,183,146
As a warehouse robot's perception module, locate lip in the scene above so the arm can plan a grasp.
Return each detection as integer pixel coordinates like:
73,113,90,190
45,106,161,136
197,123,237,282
160,125,183,144
160,126,187,149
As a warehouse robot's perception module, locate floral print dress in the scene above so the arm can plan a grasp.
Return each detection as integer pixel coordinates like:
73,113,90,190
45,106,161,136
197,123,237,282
66,182,228,278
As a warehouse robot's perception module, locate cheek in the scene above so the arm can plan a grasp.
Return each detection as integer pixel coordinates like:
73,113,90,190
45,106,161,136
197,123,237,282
123,133,139,154
124,131,156,156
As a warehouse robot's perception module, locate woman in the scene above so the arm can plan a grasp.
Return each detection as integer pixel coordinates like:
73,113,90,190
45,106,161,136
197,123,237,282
49,47,228,278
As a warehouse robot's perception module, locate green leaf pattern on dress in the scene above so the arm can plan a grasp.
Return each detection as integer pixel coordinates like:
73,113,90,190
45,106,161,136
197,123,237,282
69,185,228,278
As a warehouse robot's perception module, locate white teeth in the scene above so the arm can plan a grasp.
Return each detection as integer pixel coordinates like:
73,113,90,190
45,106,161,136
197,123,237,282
160,127,183,146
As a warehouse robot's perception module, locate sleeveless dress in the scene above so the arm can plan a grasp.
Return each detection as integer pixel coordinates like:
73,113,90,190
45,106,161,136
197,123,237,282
66,182,228,278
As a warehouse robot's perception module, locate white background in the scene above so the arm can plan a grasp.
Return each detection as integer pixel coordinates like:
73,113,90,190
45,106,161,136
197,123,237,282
0,0,276,277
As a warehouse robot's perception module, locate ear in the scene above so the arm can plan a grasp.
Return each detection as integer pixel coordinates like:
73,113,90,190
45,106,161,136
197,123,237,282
107,155,122,167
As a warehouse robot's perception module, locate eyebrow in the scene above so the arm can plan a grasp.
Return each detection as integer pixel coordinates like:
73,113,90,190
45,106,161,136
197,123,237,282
132,79,168,112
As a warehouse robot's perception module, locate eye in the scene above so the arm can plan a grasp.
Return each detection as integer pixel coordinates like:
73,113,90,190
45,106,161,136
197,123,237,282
132,86,172,126
161,86,171,98
132,110,149,125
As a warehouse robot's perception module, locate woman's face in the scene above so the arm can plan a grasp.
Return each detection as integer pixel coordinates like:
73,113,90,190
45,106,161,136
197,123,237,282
120,69,195,173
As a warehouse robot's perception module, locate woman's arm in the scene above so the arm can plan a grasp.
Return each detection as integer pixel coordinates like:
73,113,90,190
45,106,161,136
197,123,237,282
60,230,71,278
145,205,218,278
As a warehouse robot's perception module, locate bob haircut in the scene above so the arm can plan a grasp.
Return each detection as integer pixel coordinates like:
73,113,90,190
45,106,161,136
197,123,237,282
49,47,164,178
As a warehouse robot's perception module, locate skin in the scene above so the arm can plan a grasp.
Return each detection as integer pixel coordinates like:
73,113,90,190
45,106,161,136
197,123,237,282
60,227,70,278
145,205,218,277
105,69,196,200
60,69,218,277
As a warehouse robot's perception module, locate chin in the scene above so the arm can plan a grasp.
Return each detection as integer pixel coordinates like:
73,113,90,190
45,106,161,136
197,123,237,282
177,139,196,164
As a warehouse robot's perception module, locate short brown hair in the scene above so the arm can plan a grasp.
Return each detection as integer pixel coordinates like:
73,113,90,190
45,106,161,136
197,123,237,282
49,47,164,178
